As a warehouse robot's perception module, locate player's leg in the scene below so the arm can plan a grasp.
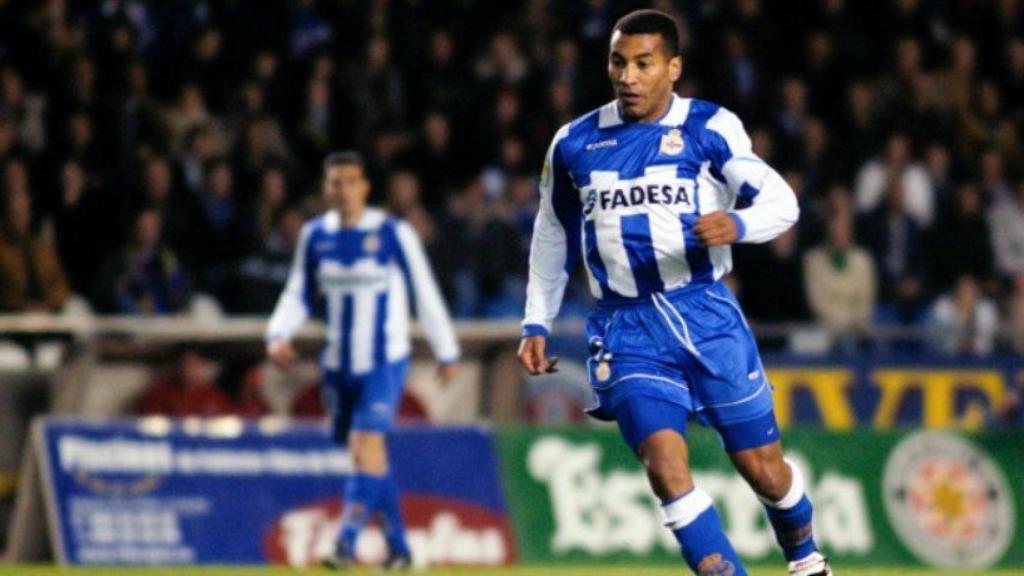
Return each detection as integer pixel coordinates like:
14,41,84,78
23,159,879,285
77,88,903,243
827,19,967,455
614,392,748,576
725,421,831,576
348,359,411,567
321,377,364,567
683,285,831,575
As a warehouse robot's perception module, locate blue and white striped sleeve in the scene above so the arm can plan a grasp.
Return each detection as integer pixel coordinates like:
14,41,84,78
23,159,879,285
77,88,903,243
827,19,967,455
395,221,460,363
704,107,799,244
266,222,314,343
522,124,580,338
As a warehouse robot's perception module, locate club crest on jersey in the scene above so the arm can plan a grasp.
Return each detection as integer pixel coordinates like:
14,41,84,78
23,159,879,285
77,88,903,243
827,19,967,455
595,361,611,382
660,128,684,156
363,233,380,253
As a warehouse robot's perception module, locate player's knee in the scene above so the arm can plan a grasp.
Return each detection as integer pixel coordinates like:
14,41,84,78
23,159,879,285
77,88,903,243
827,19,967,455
350,432,389,474
641,450,691,498
742,458,789,501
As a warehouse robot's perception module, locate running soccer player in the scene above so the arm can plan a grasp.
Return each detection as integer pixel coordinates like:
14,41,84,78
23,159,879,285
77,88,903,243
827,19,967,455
518,10,831,576
266,151,459,570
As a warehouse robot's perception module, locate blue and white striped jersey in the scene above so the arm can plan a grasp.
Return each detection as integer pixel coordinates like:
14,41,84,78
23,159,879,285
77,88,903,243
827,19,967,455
523,96,799,336
267,207,459,376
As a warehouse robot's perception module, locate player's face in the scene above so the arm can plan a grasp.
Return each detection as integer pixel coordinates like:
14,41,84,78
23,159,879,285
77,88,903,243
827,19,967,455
323,163,370,217
608,31,682,122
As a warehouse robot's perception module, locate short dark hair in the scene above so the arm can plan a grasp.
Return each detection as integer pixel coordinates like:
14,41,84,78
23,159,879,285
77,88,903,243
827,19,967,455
612,9,681,56
323,150,365,172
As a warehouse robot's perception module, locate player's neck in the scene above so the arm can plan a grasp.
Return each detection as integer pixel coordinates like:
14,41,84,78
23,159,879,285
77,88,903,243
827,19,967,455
337,205,367,228
625,93,674,124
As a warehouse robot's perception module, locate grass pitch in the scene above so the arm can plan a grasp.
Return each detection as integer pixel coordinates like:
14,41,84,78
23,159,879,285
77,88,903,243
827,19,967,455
0,567,1015,576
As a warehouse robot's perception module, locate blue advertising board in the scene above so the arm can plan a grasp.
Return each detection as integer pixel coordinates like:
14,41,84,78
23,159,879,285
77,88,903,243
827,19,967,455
36,418,515,567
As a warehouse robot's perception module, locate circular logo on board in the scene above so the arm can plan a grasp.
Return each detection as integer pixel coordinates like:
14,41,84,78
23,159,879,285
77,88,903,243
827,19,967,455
882,431,1015,569
363,233,380,253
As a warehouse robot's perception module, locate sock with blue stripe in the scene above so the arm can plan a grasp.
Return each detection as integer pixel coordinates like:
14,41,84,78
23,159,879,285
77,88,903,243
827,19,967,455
760,459,818,562
338,473,383,555
378,471,411,557
662,488,747,576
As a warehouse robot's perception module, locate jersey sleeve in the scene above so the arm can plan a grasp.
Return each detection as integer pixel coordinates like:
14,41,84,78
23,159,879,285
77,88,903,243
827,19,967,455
394,221,460,363
522,124,581,337
703,107,800,243
266,222,314,343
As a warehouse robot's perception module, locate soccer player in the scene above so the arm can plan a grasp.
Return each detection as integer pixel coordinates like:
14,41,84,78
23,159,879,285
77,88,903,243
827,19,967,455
266,151,459,570
518,10,831,576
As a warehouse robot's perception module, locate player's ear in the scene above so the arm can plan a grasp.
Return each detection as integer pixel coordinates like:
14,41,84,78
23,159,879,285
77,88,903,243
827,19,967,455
669,54,683,83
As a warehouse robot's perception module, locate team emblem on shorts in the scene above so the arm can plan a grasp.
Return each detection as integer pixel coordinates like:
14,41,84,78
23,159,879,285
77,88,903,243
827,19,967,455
363,233,380,253
595,360,611,382
660,128,684,156
883,431,1014,569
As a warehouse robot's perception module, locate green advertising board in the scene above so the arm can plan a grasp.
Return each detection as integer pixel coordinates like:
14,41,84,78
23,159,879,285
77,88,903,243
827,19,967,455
497,426,1023,569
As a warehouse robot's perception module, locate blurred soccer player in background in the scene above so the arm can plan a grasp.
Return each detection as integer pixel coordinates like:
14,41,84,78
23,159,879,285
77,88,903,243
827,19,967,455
266,151,459,570
519,10,831,576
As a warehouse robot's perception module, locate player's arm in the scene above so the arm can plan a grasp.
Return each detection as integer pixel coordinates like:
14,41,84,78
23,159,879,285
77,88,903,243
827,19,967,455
265,223,314,370
520,125,579,375
394,221,460,380
695,107,799,246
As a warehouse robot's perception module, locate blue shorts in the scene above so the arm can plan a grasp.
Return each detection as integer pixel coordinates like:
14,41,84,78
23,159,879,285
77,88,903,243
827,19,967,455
321,359,409,444
584,282,777,453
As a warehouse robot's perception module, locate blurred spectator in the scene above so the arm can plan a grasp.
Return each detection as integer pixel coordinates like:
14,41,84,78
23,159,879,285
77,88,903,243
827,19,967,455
182,158,256,298
178,27,229,112
408,111,459,212
0,169,69,312
177,124,220,194
1007,276,1024,354
958,80,1021,166
386,169,435,245
928,183,995,295
989,179,1024,280
231,114,291,201
346,35,407,150
254,165,289,243
836,82,881,179
408,29,469,122
924,142,954,210
136,346,266,417
166,84,225,154
734,227,807,323
289,0,331,59
803,211,876,336
295,76,333,173
213,359,270,418
95,208,188,315
979,148,1014,203
229,205,303,314
854,132,934,227
858,179,928,323
50,160,106,298
0,66,46,154
927,276,998,356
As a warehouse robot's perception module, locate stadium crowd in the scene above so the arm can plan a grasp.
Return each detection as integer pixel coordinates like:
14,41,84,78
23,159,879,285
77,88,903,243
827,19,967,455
1,0,1024,355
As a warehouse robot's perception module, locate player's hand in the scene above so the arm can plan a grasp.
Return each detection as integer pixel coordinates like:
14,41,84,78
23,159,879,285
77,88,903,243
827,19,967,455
436,362,458,385
517,335,559,375
266,339,297,370
695,211,739,247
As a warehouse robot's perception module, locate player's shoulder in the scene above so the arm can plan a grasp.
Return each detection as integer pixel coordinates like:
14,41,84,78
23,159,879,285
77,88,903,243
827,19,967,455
680,98,751,158
547,107,602,158
301,212,333,238
681,98,743,134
